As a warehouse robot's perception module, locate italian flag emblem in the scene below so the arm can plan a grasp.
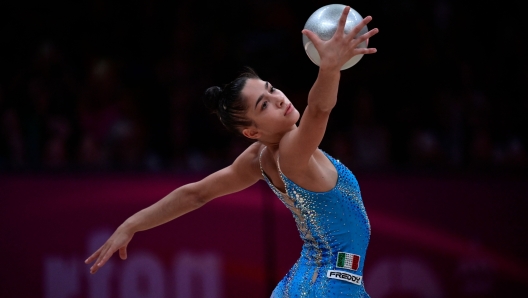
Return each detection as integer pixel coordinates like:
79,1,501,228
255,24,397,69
336,252,360,271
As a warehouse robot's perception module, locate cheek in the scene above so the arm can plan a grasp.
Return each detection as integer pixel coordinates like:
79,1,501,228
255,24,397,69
261,114,282,129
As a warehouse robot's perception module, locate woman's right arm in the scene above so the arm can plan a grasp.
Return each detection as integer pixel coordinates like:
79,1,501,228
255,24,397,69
85,143,262,274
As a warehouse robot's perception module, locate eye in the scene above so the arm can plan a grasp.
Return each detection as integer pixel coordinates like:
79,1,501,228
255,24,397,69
270,86,275,93
261,101,268,110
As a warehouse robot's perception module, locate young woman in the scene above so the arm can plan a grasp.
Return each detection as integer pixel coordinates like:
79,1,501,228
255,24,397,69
86,6,378,297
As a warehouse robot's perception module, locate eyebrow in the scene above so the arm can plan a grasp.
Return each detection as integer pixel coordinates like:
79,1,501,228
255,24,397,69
254,81,269,110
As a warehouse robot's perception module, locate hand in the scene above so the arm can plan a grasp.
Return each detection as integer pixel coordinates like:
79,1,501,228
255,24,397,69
84,226,135,274
302,6,379,71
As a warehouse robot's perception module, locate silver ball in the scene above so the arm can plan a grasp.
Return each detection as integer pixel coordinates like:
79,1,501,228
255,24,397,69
303,4,368,70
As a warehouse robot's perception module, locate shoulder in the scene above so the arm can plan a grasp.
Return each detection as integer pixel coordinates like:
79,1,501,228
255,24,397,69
232,141,264,180
277,130,313,171
235,141,264,162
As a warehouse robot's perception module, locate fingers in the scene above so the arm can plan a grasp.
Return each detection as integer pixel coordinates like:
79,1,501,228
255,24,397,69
87,242,115,274
335,6,351,37
352,28,379,47
84,248,101,264
352,30,378,55
86,229,134,274
354,47,377,55
346,16,373,42
90,246,113,274
302,29,322,47
119,246,128,260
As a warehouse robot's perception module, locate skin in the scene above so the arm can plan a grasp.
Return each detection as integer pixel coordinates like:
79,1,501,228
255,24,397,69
85,6,378,274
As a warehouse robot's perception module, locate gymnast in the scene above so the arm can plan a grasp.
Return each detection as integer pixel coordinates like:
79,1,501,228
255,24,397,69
86,6,378,297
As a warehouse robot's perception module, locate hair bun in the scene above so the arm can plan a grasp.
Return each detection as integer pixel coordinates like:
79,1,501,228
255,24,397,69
203,86,223,113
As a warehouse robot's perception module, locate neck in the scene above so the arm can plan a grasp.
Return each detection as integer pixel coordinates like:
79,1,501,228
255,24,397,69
259,140,280,151
257,124,297,150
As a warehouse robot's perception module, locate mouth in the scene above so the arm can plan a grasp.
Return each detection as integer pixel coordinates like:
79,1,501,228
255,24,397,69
284,103,293,116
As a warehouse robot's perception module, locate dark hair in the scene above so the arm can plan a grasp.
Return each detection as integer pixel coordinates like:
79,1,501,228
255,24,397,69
203,67,260,134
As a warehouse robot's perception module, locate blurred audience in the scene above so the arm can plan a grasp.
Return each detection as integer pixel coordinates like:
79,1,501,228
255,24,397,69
1,0,526,174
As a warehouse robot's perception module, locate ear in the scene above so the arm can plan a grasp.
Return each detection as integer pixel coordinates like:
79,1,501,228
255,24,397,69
242,127,261,140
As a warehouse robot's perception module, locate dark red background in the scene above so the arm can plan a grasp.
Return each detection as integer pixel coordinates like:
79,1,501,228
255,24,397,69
1,172,527,297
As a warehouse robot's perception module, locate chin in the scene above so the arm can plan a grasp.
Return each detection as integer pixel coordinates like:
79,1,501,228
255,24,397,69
292,111,301,123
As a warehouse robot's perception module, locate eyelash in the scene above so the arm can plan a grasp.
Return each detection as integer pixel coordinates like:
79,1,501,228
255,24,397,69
261,85,275,110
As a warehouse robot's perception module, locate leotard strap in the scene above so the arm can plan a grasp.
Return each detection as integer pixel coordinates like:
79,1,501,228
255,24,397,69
258,146,266,177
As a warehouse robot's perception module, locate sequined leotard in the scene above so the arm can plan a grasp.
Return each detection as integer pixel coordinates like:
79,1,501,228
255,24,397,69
259,148,371,298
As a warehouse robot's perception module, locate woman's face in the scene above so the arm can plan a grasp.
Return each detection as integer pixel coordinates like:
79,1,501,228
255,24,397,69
241,78,300,140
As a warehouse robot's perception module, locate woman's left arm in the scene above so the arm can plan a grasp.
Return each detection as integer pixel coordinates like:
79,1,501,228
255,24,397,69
280,7,378,167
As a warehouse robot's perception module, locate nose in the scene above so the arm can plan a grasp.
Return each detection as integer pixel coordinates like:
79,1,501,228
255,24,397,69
275,96,284,108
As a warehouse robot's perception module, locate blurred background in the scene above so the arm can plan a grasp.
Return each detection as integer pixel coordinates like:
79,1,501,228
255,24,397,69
1,0,527,297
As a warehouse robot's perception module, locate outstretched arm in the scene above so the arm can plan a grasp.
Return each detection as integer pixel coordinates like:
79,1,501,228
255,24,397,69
85,144,262,274
280,7,378,168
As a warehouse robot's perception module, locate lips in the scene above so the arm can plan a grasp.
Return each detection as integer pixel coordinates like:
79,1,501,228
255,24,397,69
284,103,293,116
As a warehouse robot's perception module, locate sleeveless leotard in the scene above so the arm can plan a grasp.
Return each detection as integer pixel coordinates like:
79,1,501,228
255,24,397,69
259,148,371,298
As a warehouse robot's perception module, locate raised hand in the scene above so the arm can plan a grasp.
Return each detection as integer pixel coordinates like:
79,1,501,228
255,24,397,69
84,226,135,274
302,6,379,71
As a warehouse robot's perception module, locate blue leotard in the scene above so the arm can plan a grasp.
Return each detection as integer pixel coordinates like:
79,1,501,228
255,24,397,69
259,148,371,298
